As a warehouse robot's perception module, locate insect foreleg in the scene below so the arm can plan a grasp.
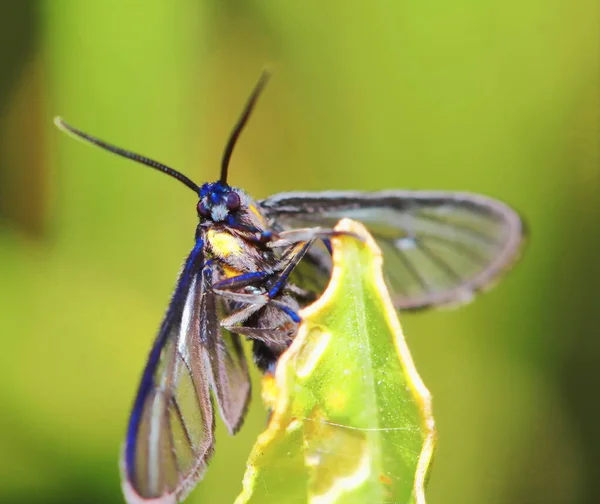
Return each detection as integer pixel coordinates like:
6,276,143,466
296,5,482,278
265,240,314,299
212,271,268,290
266,227,360,248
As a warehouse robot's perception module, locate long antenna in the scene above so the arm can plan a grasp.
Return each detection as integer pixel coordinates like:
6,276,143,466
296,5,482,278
220,71,270,184
54,117,201,193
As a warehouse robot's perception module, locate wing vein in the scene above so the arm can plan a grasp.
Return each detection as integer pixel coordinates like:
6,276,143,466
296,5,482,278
416,239,462,282
394,244,430,292
419,233,491,266
408,211,500,246
171,395,196,457
166,399,183,479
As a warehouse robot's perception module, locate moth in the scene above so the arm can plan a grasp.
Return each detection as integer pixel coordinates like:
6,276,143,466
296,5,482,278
55,72,524,503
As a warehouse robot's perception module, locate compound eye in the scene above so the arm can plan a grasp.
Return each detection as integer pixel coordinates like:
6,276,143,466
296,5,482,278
197,201,210,217
226,192,241,211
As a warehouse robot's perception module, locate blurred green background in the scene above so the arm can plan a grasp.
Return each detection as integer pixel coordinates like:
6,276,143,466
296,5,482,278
0,1,598,503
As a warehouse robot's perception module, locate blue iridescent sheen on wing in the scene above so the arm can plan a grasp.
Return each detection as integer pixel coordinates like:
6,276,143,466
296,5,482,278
121,230,252,503
125,238,205,482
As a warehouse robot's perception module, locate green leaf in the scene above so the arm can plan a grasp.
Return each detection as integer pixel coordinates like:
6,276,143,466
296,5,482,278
236,219,436,504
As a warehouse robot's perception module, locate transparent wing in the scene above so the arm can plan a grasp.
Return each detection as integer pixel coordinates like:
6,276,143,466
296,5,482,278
261,190,525,310
201,265,251,434
122,238,251,504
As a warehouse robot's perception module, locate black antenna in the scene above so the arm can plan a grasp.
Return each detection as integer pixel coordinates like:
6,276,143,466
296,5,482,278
54,117,201,193
220,71,270,184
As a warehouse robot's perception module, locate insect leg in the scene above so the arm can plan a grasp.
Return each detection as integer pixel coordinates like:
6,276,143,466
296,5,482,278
231,239,319,316
266,240,314,299
212,271,268,290
266,227,359,248
213,239,315,321
219,302,264,327
225,325,295,344
212,290,268,305
215,289,301,324
214,237,331,338
285,283,317,302
223,241,315,325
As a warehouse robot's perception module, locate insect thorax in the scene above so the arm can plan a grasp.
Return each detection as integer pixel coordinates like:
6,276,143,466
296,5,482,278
205,226,277,278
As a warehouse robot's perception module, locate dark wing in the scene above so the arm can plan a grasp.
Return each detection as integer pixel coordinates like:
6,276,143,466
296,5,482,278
260,190,525,310
121,237,251,504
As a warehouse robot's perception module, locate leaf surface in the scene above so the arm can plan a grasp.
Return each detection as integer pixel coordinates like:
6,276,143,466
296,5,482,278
236,219,435,504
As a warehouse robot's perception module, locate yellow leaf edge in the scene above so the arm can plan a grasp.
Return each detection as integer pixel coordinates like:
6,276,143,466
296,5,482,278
236,218,437,504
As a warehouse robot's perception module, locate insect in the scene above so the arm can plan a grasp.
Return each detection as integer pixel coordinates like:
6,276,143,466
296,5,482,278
55,72,524,504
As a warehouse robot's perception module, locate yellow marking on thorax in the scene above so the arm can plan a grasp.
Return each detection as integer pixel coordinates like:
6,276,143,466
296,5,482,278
222,264,242,278
248,204,267,226
207,229,243,258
